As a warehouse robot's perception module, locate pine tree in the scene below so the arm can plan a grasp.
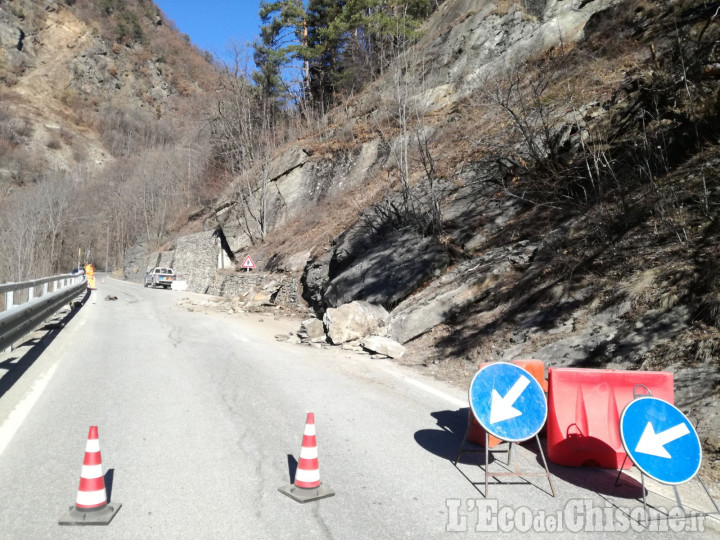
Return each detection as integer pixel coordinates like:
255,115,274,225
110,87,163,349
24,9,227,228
308,1,435,106
306,0,344,110
253,1,437,112
253,0,310,105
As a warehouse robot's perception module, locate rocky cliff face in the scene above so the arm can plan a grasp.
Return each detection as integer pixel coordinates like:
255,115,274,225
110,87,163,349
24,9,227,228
214,0,622,300
12,0,712,480
193,0,719,476
214,0,621,259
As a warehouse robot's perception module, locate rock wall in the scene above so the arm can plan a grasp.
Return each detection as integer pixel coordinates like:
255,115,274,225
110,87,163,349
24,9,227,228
216,140,388,247
123,247,176,282
206,272,300,307
173,230,220,293
130,229,302,307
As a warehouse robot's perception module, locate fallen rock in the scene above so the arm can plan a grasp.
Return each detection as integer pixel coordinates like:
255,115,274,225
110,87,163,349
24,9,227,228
341,340,363,352
323,301,389,344
300,318,327,343
250,288,278,305
361,336,406,359
104,295,118,301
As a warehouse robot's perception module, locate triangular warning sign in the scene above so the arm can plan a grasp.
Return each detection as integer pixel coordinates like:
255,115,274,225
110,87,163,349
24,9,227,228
241,255,255,269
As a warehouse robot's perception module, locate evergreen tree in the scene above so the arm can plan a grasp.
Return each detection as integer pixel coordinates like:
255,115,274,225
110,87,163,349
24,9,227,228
253,0,310,106
253,1,437,112
308,1,434,106
306,0,344,110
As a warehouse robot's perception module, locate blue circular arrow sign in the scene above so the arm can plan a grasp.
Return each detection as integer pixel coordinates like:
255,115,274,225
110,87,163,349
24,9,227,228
469,363,547,442
620,397,701,485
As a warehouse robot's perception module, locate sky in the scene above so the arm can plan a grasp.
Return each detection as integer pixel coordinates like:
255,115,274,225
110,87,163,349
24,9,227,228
154,0,264,67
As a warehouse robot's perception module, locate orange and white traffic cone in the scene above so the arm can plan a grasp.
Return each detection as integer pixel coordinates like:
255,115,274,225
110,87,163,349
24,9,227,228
279,412,335,503
59,426,121,525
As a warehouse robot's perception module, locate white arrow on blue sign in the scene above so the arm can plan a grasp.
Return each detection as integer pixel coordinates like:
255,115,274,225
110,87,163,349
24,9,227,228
620,397,702,485
469,363,547,442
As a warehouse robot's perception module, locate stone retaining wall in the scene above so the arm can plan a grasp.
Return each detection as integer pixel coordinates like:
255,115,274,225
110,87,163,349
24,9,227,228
123,249,176,283
205,272,300,307
125,228,301,307
174,230,217,293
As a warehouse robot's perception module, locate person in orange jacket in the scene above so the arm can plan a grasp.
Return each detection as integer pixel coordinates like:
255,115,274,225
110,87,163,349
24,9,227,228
84,262,96,290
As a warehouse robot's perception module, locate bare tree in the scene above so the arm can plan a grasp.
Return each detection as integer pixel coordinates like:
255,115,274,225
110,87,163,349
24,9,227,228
35,175,75,269
0,189,46,280
370,15,444,237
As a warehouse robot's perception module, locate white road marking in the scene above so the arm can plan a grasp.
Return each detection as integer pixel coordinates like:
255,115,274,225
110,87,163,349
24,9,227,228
380,366,467,408
0,362,58,458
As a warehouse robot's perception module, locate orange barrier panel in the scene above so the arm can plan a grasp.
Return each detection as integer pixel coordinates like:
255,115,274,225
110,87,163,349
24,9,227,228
546,368,674,469
512,359,548,392
468,360,547,447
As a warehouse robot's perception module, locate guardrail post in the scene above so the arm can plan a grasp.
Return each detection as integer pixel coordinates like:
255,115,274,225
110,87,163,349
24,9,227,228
5,291,13,312
43,282,48,296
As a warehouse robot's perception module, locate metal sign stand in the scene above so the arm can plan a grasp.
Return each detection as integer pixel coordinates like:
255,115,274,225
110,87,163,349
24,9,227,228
454,417,556,498
616,462,720,524
615,385,720,524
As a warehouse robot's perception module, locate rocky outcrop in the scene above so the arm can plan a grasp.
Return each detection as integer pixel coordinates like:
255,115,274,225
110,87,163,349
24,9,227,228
218,140,387,249
388,241,537,344
303,228,451,314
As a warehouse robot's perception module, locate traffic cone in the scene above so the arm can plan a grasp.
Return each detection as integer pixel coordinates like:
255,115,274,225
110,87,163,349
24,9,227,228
279,412,335,503
59,426,121,526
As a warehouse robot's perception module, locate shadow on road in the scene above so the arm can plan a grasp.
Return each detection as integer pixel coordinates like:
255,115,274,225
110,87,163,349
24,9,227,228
414,408,474,463
415,408,645,499
0,289,89,400
105,469,115,503
287,454,298,484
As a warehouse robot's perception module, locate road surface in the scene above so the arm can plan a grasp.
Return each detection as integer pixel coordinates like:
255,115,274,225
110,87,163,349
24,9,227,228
0,277,717,538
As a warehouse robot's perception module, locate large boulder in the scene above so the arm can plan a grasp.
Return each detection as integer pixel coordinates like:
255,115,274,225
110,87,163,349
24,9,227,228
323,301,389,345
361,336,406,359
247,281,282,306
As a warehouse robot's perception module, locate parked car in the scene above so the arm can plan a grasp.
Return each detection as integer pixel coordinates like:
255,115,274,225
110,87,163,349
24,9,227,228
144,267,176,289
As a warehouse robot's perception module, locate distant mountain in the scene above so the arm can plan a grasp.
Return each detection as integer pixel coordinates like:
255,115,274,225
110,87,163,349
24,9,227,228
0,0,222,279
0,0,218,182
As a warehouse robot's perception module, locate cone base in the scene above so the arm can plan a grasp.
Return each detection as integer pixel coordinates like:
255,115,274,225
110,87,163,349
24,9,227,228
279,483,335,503
58,503,121,526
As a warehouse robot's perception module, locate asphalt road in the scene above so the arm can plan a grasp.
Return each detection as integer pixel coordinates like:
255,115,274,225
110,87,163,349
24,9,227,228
0,277,717,539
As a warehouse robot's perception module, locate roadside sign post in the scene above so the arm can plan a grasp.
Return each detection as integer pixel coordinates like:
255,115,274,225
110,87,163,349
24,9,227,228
618,388,719,523
455,362,555,497
240,255,255,273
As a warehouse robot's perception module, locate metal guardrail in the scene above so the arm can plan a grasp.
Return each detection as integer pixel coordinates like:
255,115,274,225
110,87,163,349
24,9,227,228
0,273,84,309
0,273,87,351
